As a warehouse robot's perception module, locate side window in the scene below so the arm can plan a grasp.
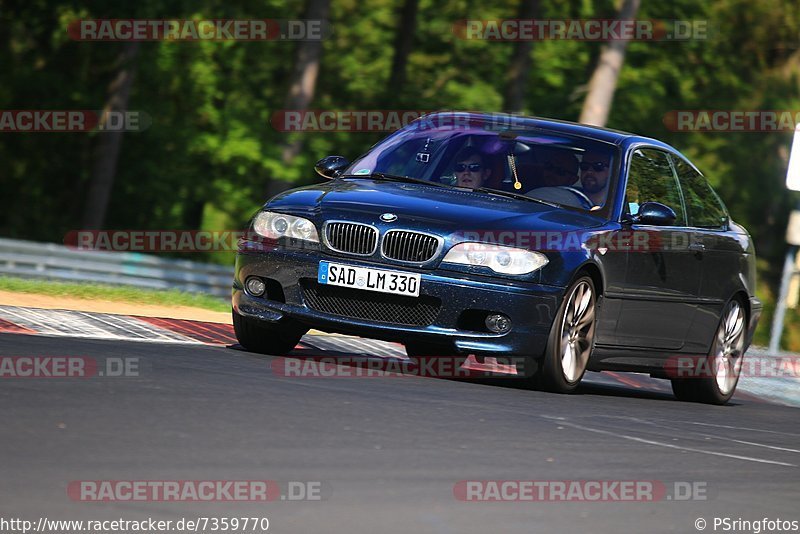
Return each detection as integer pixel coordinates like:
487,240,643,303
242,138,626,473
625,148,685,225
672,156,728,229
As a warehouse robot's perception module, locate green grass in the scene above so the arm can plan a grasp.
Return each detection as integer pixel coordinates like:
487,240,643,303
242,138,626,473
0,276,229,312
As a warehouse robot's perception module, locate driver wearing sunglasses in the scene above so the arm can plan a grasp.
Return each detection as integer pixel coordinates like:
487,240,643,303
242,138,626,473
579,151,611,206
453,147,491,189
540,151,579,187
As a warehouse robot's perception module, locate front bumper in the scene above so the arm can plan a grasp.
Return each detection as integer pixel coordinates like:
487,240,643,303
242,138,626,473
232,244,564,357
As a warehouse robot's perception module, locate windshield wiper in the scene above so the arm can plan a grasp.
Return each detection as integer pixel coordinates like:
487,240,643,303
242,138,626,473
343,172,449,188
345,173,559,207
472,187,559,208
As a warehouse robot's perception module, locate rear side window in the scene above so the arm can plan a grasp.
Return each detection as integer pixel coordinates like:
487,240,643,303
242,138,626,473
625,148,686,225
672,156,728,229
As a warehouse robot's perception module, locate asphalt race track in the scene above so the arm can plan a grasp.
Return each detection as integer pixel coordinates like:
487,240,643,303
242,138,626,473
2,329,799,534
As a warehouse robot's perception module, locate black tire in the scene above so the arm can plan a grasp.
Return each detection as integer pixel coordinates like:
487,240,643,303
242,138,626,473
671,297,746,405
536,275,597,393
232,309,307,355
670,378,698,402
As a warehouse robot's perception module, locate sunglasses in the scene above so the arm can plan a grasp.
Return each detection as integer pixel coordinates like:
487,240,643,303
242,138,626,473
454,163,482,172
580,161,609,172
544,162,575,177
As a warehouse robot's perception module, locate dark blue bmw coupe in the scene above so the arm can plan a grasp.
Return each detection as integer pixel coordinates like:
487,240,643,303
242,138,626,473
233,112,762,404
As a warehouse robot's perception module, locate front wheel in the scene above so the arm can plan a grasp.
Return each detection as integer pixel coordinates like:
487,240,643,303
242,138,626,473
233,310,307,355
671,298,746,405
536,276,597,393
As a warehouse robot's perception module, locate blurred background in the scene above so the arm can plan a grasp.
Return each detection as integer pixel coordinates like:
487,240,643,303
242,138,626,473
1,0,800,347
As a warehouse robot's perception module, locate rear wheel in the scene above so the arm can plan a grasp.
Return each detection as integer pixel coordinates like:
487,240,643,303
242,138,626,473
232,310,307,355
671,298,746,405
536,276,597,393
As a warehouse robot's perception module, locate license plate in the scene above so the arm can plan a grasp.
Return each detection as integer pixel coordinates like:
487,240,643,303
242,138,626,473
318,261,421,297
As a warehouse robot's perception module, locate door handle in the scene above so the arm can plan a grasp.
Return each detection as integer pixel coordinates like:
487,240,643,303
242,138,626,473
688,241,705,255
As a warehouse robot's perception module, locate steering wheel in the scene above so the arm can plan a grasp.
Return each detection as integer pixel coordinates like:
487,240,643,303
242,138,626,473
556,186,594,209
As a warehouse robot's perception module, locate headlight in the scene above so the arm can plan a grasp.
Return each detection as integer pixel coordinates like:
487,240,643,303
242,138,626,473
253,211,319,242
442,242,548,275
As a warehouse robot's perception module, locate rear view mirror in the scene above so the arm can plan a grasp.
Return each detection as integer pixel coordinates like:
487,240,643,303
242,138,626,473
632,202,677,226
314,156,350,179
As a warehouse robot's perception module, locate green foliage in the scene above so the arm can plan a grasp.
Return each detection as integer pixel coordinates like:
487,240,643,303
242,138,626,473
0,276,228,311
2,0,800,345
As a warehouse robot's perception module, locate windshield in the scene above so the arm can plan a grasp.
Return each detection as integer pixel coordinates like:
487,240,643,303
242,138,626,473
343,118,617,212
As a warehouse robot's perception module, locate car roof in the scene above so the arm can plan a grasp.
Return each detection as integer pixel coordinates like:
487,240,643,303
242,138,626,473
420,111,678,152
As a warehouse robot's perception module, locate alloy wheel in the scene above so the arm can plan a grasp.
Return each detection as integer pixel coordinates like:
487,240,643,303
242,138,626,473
558,279,596,383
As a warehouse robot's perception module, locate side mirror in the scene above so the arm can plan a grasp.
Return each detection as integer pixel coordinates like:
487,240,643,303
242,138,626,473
314,156,350,179
631,202,677,226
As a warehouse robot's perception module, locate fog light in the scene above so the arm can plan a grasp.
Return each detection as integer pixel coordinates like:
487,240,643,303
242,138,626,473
485,314,512,333
245,276,266,297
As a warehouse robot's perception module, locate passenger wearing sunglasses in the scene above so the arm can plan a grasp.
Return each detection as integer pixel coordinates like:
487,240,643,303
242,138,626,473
579,151,611,206
452,147,491,189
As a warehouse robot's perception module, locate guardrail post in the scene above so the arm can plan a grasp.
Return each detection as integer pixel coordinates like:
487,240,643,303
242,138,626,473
769,245,798,354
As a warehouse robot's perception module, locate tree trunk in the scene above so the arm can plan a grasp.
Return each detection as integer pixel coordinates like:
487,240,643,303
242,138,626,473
578,0,641,126
386,0,418,99
82,41,140,229
502,0,540,113
279,0,331,165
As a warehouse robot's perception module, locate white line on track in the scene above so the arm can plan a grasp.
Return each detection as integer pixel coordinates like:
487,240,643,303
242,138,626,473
682,421,800,437
541,416,797,467
587,415,800,455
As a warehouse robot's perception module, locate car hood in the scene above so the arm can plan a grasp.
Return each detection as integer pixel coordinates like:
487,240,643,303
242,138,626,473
266,178,605,235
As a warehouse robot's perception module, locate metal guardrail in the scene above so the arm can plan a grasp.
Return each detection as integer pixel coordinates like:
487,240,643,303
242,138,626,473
0,238,233,298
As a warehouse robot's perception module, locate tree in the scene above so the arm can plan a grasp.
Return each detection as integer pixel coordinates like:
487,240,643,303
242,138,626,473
386,0,419,100
578,0,641,126
82,41,140,229
502,0,540,113
279,0,331,166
